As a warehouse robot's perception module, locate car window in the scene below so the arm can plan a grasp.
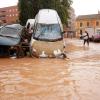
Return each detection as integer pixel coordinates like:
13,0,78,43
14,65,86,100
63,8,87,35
0,26,20,38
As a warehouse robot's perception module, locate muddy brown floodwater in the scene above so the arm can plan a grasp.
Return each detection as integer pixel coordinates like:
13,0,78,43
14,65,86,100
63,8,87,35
0,39,100,100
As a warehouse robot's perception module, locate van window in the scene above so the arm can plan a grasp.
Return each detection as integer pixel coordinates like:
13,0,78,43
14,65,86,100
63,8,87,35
33,24,62,41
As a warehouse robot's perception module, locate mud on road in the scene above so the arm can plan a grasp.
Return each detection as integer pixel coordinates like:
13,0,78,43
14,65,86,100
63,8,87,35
0,39,100,100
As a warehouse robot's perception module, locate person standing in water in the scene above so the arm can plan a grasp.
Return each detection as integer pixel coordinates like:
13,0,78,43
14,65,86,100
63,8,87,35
83,31,89,46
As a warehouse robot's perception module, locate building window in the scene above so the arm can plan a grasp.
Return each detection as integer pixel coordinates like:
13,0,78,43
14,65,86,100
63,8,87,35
80,22,83,27
87,22,89,27
16,14,18,16
1,10,6,13
0,15,6,18
2,20,6,23
80,30,82,35
9,14,12,17
96,21,99,26
9,10,11,12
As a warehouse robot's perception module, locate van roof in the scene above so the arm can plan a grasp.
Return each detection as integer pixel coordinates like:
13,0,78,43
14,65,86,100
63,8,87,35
26,19,35,24
36,9,61,24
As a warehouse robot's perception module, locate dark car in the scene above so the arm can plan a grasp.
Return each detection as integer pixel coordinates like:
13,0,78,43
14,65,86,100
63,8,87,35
0,24,28,57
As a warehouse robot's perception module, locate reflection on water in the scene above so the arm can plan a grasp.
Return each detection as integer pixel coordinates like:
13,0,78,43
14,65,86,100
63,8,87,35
0,39,100,100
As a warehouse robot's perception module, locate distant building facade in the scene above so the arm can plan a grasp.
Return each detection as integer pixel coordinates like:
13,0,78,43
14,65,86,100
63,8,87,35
0,5,18,25
76,13,100,37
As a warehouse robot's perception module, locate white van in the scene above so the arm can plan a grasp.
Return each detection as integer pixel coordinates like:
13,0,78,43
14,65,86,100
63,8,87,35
26,19,35,29
30,9,65,58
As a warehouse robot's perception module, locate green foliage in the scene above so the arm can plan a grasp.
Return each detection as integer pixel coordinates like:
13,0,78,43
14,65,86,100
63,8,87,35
18,0,28,25
18,0,72,25
57,0,72,25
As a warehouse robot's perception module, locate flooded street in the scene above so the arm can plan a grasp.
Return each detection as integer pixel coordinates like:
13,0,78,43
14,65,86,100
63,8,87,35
0,39,100,100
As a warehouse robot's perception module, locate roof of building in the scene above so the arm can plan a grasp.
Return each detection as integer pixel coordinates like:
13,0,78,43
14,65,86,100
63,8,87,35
0,5,17,9
76,14,100,20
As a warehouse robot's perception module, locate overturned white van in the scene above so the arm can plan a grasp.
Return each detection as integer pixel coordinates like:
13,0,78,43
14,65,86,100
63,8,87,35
30,9,65,58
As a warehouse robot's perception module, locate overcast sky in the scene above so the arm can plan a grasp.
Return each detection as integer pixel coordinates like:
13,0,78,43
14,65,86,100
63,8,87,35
72,0,100,16
0,0,100,16
0,0,18,8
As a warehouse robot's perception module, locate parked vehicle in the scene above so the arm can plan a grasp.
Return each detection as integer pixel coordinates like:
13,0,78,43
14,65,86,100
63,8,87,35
26,19,35,29
92,29,100,42
30,9,65,58
0,24,28,57
84,27,100,41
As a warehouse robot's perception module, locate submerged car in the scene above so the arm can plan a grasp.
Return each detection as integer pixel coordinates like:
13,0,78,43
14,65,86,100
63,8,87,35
0,24,26,57
30,9,65,58
0,26,3,30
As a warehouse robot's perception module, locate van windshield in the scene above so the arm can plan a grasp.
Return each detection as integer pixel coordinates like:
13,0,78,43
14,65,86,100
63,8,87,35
33,24,62,41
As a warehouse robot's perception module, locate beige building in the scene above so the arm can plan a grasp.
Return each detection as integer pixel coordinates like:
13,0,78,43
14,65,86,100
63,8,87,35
75,13,100,37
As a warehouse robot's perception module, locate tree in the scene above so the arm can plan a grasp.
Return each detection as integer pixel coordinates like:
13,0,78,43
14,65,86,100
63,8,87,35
57,0,72,25
18,0,42,25
18,0,72,25
18,0,28,25
30,0,41,17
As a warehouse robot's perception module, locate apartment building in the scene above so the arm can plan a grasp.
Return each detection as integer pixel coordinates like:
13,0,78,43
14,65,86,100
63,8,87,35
0,5,18,25
76,12,100,37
